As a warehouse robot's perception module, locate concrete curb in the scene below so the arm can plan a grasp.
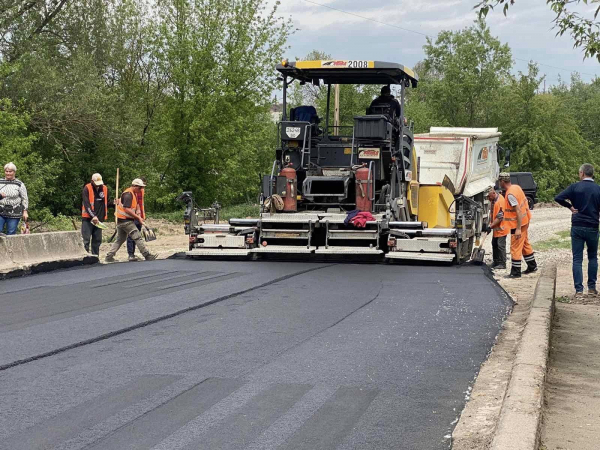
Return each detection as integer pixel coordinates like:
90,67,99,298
489,264,557,450
0,232,99,280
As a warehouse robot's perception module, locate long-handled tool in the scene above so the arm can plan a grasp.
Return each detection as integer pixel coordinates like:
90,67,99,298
471,231,490,264
108,168,120,243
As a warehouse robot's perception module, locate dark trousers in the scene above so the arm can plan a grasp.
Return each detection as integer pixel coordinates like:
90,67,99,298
81,219,102,256
492,235,507,266
127,221,143,256
571,226,599,293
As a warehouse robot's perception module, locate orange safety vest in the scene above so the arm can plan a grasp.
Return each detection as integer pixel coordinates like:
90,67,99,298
81,183,108,220
492,194,509,237
503,184,530,229
116,187,139,220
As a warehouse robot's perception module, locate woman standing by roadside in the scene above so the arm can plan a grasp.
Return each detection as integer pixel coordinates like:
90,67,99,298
0,162,29,235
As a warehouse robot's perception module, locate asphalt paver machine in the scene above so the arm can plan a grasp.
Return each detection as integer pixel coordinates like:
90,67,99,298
180,60,500,263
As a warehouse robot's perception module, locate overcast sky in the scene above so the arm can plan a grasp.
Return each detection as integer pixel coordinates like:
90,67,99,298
268,0,599,86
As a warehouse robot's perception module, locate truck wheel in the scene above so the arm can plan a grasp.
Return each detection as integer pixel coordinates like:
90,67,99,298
527,196,535,210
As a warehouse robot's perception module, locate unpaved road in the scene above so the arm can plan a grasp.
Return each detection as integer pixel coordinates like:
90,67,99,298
0,260,510,450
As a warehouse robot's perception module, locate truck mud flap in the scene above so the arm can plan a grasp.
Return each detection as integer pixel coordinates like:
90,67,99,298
315,247,383,255
386,251,455,263
187,249,251,257
250,246,316,254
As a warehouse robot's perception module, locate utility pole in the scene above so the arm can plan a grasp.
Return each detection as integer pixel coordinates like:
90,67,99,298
333,84,340,136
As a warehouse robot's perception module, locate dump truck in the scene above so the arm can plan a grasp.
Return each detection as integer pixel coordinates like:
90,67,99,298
179,60,501,263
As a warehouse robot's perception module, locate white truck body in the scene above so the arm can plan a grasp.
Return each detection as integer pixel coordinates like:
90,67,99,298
414,127,501,197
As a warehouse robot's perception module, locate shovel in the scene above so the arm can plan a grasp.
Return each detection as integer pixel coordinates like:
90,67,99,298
471,231,490,264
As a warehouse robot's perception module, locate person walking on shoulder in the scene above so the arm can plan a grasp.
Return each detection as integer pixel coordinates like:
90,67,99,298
0,162,28,235
555,163,600,299
105,179,157,262
498,172,537,278
81,173,108,256
487,189,508,270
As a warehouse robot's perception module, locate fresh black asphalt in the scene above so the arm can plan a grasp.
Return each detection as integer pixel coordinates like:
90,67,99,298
0,259,511,449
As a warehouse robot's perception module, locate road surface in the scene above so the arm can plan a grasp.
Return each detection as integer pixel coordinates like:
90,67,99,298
0,259,511,449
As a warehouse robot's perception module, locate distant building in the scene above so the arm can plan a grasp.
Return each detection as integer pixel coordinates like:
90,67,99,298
270,103,283,122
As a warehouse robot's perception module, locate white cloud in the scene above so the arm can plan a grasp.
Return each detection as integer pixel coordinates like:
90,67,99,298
267,0,599,84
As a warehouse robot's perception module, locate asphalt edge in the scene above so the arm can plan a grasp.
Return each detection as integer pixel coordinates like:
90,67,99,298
0,256,99,280
489,264,557,450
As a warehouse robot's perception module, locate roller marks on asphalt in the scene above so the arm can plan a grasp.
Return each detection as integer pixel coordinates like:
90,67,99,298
1,376,379,450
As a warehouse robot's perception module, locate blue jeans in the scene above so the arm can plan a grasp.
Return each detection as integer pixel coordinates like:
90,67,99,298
0,216,20,235
571,226,599,292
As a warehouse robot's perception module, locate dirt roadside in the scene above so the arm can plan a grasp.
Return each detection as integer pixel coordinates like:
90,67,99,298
540,260,600,448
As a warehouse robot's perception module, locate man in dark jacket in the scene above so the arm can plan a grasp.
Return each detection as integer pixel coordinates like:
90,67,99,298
81,173,109,256
369,85,401,118
555,163,600,299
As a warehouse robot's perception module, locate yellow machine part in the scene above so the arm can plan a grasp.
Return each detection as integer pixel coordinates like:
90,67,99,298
417,185,454,228
405,147,420,217
407,180,419,216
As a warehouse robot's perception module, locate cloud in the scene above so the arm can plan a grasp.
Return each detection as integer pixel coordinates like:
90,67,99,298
267,0,599,84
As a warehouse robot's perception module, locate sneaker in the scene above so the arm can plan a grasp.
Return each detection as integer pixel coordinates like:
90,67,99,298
105,254,115,263
523,267,538,275
492,265,506,270
144,253,158,261
128,255,140,262
588,289,598,297
574,292,585,300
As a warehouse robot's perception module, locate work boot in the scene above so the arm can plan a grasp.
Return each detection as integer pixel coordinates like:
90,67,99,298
523,256,537,274
574,292,585,301
588,288,598,297
128,254,140,262
505,266,521,278
144,253,158,261
105,254,115,263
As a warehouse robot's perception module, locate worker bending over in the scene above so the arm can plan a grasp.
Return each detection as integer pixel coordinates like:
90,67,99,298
498,172,537,278
487,189,508,270
105,179,157,262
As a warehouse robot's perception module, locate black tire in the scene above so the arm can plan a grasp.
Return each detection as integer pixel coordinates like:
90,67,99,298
527,196,535,210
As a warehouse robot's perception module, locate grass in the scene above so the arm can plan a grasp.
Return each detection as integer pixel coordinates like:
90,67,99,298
536,230,572,251
556,296,572,304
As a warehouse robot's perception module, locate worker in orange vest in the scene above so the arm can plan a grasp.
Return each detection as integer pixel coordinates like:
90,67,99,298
487,189,509,270
81,173,108,256
105,179,157,262
126,176,146,262
498,172,537,278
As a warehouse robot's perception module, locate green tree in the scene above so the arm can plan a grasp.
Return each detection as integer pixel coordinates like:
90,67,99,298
422,19,512,127
0,99,60,218
494,65,598,199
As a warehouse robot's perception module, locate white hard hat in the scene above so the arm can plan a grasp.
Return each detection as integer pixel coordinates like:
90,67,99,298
92,173,103,186
132,178,146,187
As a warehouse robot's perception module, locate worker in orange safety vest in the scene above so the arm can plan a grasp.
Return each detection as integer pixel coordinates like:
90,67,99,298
126,176,146,262
105,179,157,262
81,173,108,256
498,172,537,278
487,189,509,270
